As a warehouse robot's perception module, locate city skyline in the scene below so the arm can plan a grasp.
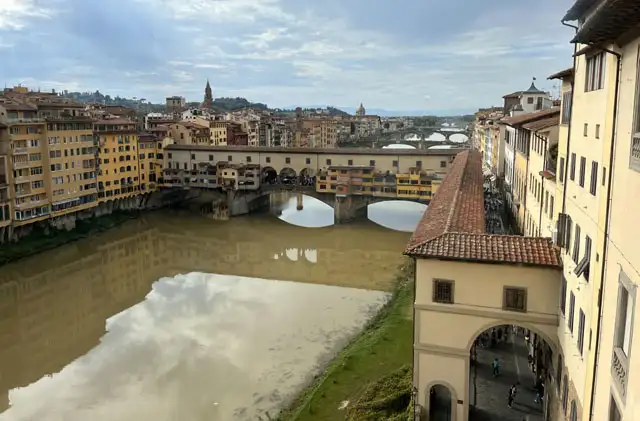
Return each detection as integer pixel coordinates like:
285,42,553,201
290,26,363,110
0,0,572,113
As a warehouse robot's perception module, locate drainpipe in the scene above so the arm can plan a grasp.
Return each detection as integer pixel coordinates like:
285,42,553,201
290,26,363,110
560,21,578,216
587,45,622,421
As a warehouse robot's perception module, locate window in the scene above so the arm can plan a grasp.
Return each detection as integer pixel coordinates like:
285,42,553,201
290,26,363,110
415,160,422,168
570,401,578,421
306,158,311,164
527,97,534,104
561,276,567,315
570,153,576,181
246,156,252,163
440,160,447,168
579,156,586,187
595,124,600,139
562,91,572,124
569,292,576,333
602,166,607,186
590,161,598,195
559,157,566,182
348,159,353,165
572,224,581,263
556,354,564,392
575,236,592,280
503,287,527,312
369,160,375,166
266,157,271,164
578,310,585,355
285,157,291,164
228,155,232,162
326,159,331,165
392,160,398,167
550,196,555,217
614,271,635,357
191,154,195,159
585,52,606,91
432,279,454,304
583,123,588,137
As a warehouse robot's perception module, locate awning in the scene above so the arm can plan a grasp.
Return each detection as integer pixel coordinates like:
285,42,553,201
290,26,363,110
572,0,640,45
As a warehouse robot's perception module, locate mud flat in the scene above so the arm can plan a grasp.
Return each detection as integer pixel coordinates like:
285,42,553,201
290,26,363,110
0,273,389,421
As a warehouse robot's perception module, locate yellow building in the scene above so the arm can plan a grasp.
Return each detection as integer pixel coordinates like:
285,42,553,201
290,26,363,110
137,133,164,193
210,121,229,146
95,119,141,202
502,108,560,234
522,116,559,238
559,2,640,420
0,153,11,240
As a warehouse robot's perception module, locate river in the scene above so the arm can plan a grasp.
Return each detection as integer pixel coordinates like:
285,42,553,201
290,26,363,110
0,196,425,421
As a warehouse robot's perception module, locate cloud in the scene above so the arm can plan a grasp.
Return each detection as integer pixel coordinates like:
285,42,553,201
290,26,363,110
2,273,388,421
0,0,575,113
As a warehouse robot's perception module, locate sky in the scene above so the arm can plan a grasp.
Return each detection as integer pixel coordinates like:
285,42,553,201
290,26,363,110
0,0,575,114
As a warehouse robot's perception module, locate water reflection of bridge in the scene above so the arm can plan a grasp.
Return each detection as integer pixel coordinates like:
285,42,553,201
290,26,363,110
0,217,406,412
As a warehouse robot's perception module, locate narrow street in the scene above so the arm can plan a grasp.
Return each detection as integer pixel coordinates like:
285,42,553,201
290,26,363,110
469,330,545,421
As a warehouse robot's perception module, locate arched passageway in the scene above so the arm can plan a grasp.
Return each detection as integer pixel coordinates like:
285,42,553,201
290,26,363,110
261,166,277,184
279,167,297,184
468,324,550,421
429,384,453,421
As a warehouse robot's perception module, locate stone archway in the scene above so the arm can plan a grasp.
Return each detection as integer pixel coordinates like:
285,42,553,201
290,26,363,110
279,167,297,184
261,166,277,184
425,381,457,421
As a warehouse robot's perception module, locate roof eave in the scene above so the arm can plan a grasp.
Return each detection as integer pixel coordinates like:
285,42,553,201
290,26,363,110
402,253,562,269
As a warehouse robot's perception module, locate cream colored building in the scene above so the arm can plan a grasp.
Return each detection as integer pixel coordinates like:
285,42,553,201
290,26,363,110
163,145,460,181
405,149,562,421
560,2,640,421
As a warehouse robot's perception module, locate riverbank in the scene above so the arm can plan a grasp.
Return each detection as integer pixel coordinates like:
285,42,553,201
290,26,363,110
277,259,414,421
0,211,140,267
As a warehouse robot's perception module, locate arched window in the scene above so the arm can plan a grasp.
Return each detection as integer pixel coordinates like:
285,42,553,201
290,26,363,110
570,400,577,421
557,354,563,391
562,375,569,413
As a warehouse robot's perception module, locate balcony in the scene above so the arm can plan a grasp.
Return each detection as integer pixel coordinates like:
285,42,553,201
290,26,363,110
611,347,628,399
13,161,30,169
12,147,28,155
15,199,47,209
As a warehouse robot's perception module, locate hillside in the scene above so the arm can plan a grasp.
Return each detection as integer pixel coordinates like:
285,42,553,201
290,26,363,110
61,91,268,113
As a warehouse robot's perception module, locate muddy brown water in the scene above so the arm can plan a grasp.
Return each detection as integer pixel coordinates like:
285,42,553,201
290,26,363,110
0,203,414,420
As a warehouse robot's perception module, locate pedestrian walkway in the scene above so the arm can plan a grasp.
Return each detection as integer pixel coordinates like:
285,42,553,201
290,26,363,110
469,330,544,421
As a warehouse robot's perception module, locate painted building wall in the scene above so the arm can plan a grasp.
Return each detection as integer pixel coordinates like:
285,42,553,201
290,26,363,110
589,37,640,421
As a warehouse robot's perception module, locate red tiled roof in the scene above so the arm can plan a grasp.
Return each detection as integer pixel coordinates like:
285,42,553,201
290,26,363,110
501,107,560,126
522,115,559,131
404,149,561,268
405,150,485,250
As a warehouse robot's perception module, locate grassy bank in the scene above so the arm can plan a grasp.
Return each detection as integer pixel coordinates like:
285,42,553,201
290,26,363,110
0,211,139,266
277,259,414,421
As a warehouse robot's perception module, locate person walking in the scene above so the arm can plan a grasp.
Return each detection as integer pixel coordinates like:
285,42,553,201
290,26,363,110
492,357,500,377
508,382,519,408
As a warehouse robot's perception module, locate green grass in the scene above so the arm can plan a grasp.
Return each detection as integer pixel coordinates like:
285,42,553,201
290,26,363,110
0,210,138,266
276,260,415,421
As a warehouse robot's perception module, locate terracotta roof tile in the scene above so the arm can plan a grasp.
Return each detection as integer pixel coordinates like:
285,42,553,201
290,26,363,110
522,116,559,131
404,149,561,268
501,107,560,126
405,150,485,250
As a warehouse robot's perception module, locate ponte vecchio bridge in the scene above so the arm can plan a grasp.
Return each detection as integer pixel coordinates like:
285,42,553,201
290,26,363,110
163,145,466,223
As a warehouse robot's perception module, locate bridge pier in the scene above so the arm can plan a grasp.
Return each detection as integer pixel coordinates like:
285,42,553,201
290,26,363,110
333,195,369,224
